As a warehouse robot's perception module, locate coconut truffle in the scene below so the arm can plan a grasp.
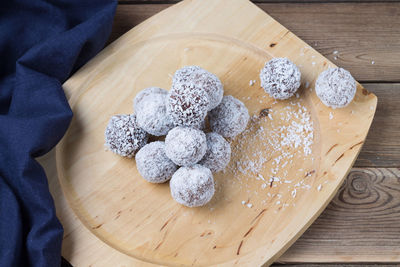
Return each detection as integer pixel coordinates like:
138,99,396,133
135,141,177,183
134,87,166,108
168,81,210,128
259,57,301,100
170,164,215,207
315,67,356,108
173,66,224,110
199,132,231,172
165,126,207,166
105,114,148,158
134,87,174,136
208,95,250,138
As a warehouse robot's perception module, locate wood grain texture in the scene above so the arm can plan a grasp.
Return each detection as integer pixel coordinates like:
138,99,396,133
111,2,400,82
57,0,377,265
120,1,400,3
354,83,400,167
39,151,400,265
40,151,156,267
280,168,400,263
271,265,399,267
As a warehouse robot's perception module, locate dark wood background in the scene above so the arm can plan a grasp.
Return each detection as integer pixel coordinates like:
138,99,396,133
109,1,400,265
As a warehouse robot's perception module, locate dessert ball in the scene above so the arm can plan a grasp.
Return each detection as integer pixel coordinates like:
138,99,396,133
208,95,249,138
134,87,166,108
135,141,177,183
173,66,224,110
165,126,207,166
315,67,356,108
259,57,301,100
170,164,215,207
105,114,148,158
134,87,174,136
167,81,210,128
199,132,231,172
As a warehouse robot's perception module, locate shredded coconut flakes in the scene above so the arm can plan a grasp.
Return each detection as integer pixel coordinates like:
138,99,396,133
224,98,315,208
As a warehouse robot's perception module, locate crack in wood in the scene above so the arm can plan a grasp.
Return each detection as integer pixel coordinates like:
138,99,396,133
236,240,243,255
251,208,267,224
92,223,103,229
326,144,338,155
334,153,345,165
349,141,364,150
160,215,175,231
154,240,163,250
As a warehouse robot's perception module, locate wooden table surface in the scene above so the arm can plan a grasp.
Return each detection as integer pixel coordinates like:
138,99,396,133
47,0,400,266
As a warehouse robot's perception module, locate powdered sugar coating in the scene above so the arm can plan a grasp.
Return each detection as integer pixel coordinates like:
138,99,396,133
209,95,250,138
105,114,148,158
170,164,215,207
134,87,166,108
315,67,356,108
199,132,231,172
259,58,301,100
135,141,177,183
165,126,207,166
173,66,224,110
168,81,210,128
134,87,174,136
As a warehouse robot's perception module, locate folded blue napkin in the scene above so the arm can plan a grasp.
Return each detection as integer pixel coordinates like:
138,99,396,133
0,1,117,266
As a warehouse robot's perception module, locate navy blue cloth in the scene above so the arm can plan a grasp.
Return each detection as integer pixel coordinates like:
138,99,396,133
0,1,116,266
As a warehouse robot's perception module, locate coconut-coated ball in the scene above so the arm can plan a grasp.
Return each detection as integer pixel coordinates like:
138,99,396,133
135,141,177,183
259,57,301,100
173,66,224,110
134,87,174,136
165,126,207,166
105,114,148,158
170,164,215,207
199,132,231,172
167,81,210,128
315,67,356,108
134,87,166,108
208,95,249,138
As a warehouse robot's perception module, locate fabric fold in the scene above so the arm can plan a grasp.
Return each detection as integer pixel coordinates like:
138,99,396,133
0,1,117,266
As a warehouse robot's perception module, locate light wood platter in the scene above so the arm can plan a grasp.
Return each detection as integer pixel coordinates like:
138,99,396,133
57,0,377,266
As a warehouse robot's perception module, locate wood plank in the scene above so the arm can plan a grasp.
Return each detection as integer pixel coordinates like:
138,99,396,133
39,150,400,264
354,83,400,167
271,265,398,267
279,168,400,263
111,3,400,82
120,1,400,3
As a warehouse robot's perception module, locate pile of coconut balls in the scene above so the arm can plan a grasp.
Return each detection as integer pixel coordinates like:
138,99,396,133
105,66,249,207
105,58,357,208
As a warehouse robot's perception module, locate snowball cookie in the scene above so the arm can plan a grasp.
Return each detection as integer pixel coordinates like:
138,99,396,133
173,66,224,110
135,141,177,183
168,81,210,128
105,114,148,158
199,132,231,172
170,164,215,207
315,67,357,108
208,95,250,138
165,126,207,166
134,86,165,108
134,87,174,136
259,57,301,100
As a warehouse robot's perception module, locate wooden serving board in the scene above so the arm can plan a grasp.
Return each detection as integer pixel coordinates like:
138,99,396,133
57,0,377,266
